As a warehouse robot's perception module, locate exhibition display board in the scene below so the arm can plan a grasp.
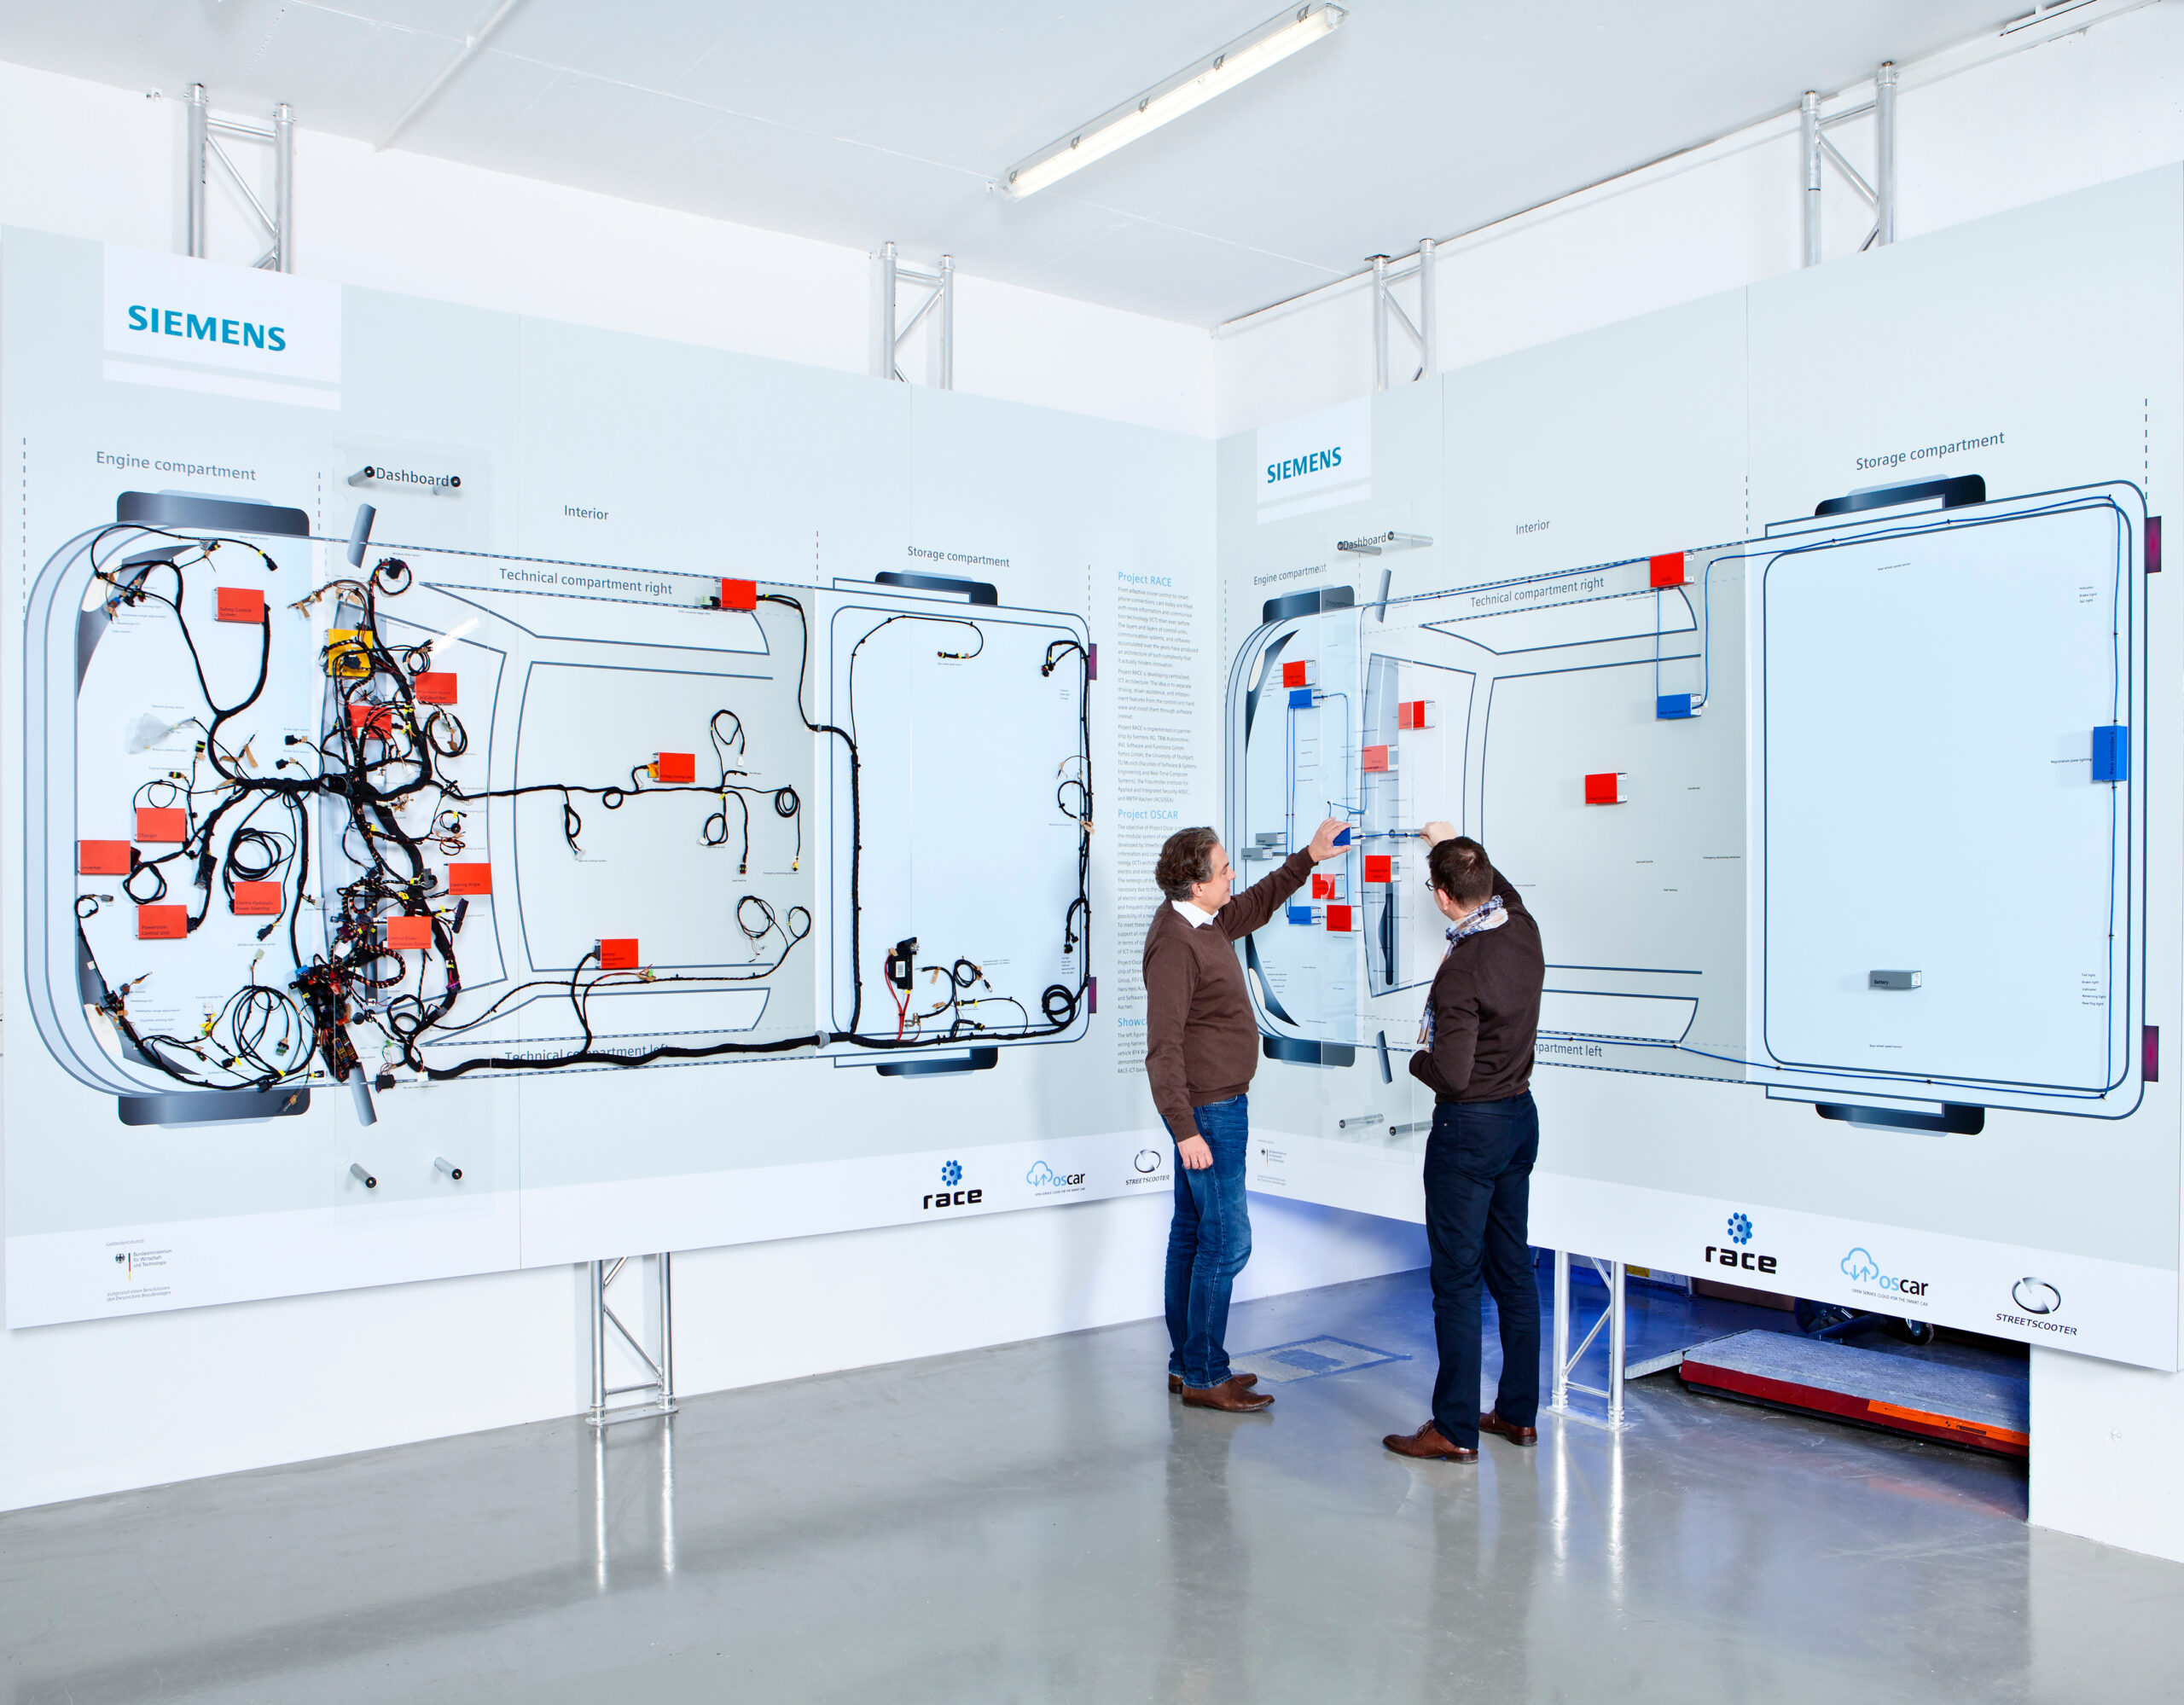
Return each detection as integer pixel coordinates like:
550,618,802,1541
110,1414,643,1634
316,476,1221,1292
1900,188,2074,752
6,166,2179,1377
1217,169,2184,1370
2,230,1216,1325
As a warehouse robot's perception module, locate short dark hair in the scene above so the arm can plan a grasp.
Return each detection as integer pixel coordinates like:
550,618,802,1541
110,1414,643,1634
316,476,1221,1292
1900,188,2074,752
1156,826,1222,902
1428,836,1495,908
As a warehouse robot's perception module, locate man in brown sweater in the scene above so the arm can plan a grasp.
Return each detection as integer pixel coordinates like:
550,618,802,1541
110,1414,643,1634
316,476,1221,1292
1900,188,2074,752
1145,817,1348,1412
1383,827,1547,1464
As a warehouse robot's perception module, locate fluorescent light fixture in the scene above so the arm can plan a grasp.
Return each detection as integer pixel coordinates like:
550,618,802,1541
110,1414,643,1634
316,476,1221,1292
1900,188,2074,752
1002,3,1347,199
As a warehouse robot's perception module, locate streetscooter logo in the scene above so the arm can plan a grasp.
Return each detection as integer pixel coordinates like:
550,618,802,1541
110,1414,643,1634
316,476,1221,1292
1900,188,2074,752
2011,1278,2062,1316
1997,1277,2075,1337
1126,1148,1166,1186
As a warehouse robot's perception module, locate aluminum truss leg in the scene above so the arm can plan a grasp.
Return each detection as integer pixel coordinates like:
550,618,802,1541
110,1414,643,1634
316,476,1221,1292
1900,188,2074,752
586,1253,677,1429
1800,90,1822,267
1368,244,1437,391
186,84,209,258
871,241,954,387
1547,1250,1631,1429
179,84,297,270
1875,61,1897,246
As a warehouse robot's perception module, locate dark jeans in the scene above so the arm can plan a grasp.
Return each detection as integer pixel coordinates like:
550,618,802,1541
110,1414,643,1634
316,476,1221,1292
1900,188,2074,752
1165,1094,1252,1389
1423,1091,1541,1449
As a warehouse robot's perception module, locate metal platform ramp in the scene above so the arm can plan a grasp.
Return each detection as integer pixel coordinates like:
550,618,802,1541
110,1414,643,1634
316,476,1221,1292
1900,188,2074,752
1679,1329,2028,1457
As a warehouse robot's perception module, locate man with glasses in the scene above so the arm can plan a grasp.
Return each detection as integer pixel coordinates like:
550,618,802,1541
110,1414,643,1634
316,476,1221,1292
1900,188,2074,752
1382,825,1546,1464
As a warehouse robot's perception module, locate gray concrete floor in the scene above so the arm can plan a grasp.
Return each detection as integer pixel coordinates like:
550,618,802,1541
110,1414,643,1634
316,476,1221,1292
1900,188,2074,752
3,1266,2181,1705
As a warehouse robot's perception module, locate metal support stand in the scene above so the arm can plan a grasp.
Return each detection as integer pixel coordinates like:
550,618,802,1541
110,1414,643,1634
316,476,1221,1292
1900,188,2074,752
1874,61,1898,246
587,1253,677,1429
872,241,954,387
182,84,296,270
1548,1250,1629,1428
1799,62,1897,267
1368,238,1437,390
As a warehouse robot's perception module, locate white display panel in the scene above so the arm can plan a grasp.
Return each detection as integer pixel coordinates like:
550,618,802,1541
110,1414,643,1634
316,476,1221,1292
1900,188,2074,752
1759,499,2132,1095
2,229,1202,1326
1217,169,2183,1368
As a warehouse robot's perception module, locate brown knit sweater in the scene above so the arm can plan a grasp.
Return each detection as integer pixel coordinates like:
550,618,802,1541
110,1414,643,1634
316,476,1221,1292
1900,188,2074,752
1409,871,1545,1103
1141,851,1314,1142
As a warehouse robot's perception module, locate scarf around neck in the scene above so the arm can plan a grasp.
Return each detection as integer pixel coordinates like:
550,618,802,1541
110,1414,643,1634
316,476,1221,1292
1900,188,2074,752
1419,896,1507,1045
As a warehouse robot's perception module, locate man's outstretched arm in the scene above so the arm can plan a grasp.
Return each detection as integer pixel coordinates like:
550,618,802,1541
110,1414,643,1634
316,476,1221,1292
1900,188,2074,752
1219,816,1350,940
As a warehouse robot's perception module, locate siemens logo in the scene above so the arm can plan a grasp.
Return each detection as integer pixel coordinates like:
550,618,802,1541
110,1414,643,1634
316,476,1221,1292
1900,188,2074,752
1265,448,1342,484
124,305,287,351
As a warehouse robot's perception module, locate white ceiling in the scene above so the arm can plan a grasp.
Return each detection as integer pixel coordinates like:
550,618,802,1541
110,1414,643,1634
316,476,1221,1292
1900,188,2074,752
1,1,2031,325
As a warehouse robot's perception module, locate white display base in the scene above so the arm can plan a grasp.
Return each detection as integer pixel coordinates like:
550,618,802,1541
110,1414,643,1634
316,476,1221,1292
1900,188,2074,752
1248,1130,2176,1370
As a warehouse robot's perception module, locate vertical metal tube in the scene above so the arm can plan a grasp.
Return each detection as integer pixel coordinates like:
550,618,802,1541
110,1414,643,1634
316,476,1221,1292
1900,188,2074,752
1608,1260,1627,1425
659,1406,677,1575
590,1424,608,1588
186,84,210,258
874,242,898,380
938,254,955,391
273,102,294,272
1875,62,1898,246
1551,1250,1571,1410
1800,90,1821,267
588,1259,607,1427
655,1251,675,1412
1415,238,1437,380
1370,254,1390,391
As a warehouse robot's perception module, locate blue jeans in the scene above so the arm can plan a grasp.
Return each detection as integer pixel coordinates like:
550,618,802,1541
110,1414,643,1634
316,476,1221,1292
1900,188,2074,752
1423,1092,1541,1449
1165,1094,1252,1389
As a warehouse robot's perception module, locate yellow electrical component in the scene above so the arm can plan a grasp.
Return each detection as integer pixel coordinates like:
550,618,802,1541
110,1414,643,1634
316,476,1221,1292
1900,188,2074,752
326,629,374,679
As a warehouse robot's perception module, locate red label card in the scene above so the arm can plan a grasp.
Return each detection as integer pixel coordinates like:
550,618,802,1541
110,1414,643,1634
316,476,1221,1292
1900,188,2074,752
78,839,131,875
446,863,492,896
215,586,265,623
136,905,188,940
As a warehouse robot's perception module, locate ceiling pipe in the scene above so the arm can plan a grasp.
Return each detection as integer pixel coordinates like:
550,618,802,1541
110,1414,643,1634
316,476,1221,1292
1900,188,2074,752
375,0,527,152
1215,0,2161,336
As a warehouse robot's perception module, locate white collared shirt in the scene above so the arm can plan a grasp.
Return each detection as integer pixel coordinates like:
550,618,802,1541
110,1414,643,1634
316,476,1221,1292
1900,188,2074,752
1171,898,1217,929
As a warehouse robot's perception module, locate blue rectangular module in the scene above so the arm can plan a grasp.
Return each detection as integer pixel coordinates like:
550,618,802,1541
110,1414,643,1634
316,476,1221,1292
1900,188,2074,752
1287,905,1315,925
1287,686,1316,710
1656,693,1699,720
2093,724,2129,782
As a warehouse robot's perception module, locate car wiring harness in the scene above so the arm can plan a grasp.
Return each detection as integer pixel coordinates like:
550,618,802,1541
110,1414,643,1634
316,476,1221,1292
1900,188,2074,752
66,523,1093,1100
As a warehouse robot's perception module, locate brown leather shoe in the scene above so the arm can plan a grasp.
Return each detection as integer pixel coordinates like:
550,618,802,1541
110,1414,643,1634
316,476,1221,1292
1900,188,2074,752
1382,1421,1477,1462
1478,1410,1538,1447
1170,1372,1258,1395
1181,1376,1274,1412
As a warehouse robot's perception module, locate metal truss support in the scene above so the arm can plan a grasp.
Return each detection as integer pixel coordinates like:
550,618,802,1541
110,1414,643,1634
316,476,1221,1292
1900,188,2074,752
587,1253,677,1429
183,84,295,271
1368,237,1437,390
1548,1250,1629,1429
1799,61,1898,268
872,241,954,388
